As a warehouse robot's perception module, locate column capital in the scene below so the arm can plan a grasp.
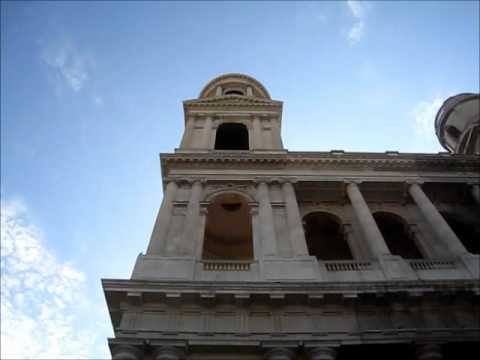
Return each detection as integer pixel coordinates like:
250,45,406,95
308,347,338,360
185,178,206,185
111,345,143,360
254,177,272,185
344,179,362,185
152,346,185,360
415,343,443,360
405,179,425,186
280,177,299,185
264,347,295,360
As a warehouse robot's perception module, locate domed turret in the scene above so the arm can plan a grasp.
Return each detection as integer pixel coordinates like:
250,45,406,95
435,93,480,155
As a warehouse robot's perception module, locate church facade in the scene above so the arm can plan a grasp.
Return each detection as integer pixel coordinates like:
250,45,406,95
103,74,480,360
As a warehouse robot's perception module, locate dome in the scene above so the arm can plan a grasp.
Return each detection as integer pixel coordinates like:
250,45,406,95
199,73,271,99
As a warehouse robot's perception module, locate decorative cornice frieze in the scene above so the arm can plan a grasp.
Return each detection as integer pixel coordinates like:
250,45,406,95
160,152,480,174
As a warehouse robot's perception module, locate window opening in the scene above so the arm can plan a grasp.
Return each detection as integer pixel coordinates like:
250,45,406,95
373,212,423,259
303,212,353,260
202,193,253,260
214,123,249,150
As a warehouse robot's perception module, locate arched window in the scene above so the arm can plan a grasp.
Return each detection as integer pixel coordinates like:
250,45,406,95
202,193,253,260
303,212,353,260
214,123,249,150
446,125,461,140
441,212,480,255
373,212,423,259
224,89,244,95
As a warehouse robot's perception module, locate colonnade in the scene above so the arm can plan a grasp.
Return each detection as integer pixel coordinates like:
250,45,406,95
146,178,475,261
111,343,445,360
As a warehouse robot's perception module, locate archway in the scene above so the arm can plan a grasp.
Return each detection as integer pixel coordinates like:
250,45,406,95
214,123,249,150
303,212,353,260
202,193,253,260
373,212,423,259
441,212,480,255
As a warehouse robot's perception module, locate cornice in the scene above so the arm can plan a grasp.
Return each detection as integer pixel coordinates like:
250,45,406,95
183,96,282,108
160,151,480,173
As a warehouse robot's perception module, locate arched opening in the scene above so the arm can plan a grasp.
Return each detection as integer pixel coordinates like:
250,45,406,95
214,123,249,150
446,125,461,140
224,89,244,96
441,212,480,254
303,212,353,260
202,193,253,260
373,212,423,259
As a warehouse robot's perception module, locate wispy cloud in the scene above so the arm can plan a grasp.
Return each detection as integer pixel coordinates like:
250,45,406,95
412,97,443,138
42,40,93,93
346,1,368,44
1,198,110,359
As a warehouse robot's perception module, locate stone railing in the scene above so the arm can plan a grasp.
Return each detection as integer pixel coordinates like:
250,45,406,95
323,260,373,272
408,259,456,271
202,260,251,271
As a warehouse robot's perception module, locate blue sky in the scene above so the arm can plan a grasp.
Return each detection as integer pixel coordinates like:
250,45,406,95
1,1,479,358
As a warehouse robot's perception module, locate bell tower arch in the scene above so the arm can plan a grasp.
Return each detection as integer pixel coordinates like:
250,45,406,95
179,73,284,151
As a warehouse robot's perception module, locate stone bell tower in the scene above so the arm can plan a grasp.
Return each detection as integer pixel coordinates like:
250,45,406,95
103,75,480,360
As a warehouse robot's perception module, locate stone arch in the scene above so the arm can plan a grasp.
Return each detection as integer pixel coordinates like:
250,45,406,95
202,192,253,260
373,211,423,259
303,211,353,260
214,122,249,150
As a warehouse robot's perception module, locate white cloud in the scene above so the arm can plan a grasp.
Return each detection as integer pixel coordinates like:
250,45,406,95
347,0,365,19
1,198,110,359
412,97,443,138
346,1,368,44
42,41,92,92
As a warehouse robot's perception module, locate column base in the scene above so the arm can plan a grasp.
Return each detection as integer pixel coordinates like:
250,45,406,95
378,255,417,280
461,253,480,279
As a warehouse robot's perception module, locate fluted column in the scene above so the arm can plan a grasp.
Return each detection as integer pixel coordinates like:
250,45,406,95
309,347,337,360
180,116,195,148
408,183,468,257
346,182,391,258
415,344,443,360
147,180,178,255
282,180,308,256
179,180,203,255
257,181,277,256
153,346,184,360
111,345,142,360
265,348,295,360
253,116,262,149
201,116,212,149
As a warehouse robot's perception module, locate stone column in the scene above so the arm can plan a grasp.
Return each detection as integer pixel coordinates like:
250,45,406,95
257,181,277,256
201,116,213,149
153,346,184,360
309,347,337,360
180,116,194,148
408,183,468,257
265,348,295,360
111,345,142,360
180,180,203,255
147,180,178,255
346,182,391,258
282,180,309,256
253,115,262,149
415,344,443,360
471,183,480,204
